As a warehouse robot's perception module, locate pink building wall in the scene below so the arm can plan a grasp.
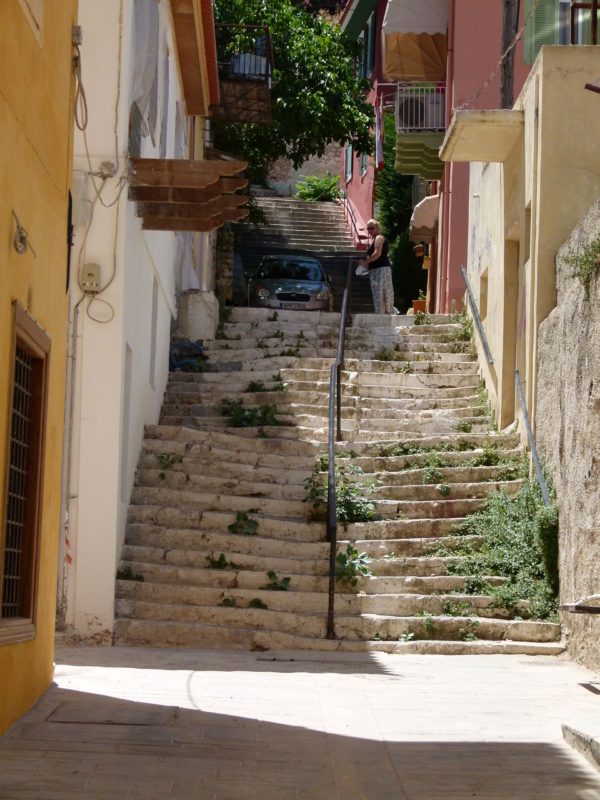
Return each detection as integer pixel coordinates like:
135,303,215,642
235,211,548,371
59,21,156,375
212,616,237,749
340,0,388,242
437,0,531,312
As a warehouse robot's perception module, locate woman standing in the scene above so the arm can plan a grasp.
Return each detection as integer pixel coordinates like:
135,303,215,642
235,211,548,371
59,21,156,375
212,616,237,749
357,219,395,314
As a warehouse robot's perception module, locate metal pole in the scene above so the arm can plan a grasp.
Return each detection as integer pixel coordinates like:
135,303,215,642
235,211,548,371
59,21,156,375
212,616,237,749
460,265,494,365
326,362,337,638
515,370,550,506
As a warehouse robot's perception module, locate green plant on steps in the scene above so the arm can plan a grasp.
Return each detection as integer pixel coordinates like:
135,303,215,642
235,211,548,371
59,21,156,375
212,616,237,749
157,453,181,480
249,598,269,609
454,419,472,433
294,172,343,202
303,462,381,523
116,565,144,582
437,483,451,497
228,512,259,536
422,452,444,485
413,311,432,326
222,400,285,428
246,380,267,393
220,596,237,607
335,544,373,588
206,553,239,570
263,570,291,591
442,474,559,620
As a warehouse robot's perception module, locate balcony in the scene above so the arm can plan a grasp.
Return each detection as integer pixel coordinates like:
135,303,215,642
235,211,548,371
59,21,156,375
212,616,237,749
395,83,446,132
210,24,274,125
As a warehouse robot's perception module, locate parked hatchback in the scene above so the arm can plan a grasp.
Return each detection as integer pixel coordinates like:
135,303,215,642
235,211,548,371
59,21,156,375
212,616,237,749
248,255,333,311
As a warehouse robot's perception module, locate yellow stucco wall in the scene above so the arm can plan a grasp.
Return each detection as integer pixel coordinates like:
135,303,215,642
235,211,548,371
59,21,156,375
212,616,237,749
0,1,77,734
466,46,600,437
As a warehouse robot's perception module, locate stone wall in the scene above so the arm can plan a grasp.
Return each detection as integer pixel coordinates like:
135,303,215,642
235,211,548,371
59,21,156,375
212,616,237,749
267,142,341,196
536,197,600,669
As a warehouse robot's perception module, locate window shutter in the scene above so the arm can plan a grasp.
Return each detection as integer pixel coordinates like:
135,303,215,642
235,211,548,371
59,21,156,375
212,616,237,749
524,0,558,64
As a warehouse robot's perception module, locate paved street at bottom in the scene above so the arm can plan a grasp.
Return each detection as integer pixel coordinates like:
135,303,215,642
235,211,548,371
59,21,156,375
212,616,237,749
1,646,600,799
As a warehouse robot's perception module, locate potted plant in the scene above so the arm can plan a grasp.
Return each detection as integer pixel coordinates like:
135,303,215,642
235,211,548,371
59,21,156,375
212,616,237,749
412,288,427,314
413,243,425,258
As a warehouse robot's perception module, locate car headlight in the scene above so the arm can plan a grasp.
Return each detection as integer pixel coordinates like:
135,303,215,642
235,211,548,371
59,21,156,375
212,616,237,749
315,289,330,300
256,288,270,300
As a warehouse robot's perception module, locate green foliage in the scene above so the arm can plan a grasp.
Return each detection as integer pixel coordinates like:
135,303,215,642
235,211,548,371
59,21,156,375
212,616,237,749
264,570,291,591
222,400,283,427
303,463,380,523
157,453,179,471
413,311,432,326
116,565,144,582
390,232,428,313
444,478,559,619
422,452,444,485
564,234,600,298
206,553,239,570
335,544,373,588
272,373,288,391
246,380,267,392
437,483,451,497
454,419,472,433
458,621,479,641
398,631,416,642
220,597,237,607
295,172,342,202
442,600,473,616
249,598,269,609
228,512,259,536
212,0,373,175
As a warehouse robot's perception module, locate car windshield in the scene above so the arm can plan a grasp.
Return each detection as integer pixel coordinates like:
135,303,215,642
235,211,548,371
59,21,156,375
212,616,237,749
257,259,324,282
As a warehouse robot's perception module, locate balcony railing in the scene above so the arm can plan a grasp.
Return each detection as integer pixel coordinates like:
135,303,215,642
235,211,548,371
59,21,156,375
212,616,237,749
211,25,274,125
380,82,447,133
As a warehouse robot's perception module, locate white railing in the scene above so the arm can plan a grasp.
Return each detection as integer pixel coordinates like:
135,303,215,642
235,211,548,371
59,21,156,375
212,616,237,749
379,83,447,133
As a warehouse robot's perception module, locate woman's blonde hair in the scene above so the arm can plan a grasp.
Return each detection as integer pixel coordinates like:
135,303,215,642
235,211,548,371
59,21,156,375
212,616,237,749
367,219,381,232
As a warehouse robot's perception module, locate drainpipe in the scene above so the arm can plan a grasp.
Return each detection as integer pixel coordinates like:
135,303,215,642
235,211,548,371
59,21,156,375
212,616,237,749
440,0,456,313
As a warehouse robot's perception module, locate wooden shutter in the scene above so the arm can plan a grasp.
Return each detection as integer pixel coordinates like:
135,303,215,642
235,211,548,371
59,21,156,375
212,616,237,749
524,0,559,64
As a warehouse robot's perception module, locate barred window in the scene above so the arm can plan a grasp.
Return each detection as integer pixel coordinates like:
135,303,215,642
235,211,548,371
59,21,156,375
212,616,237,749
0,304,50,644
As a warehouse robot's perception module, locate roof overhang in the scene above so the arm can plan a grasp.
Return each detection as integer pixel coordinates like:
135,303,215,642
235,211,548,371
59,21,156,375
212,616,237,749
128,158,248,232
169,0,220,116
440,109,525,163
340,0,378,39
409,194,440,243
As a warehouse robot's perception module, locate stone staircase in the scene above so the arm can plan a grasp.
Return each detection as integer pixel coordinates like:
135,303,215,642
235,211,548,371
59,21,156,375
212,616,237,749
233,197,373,313
114,309,563,654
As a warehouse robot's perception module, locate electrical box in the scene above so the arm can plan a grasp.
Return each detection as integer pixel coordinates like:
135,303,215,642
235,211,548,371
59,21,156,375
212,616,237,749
81,263,100,294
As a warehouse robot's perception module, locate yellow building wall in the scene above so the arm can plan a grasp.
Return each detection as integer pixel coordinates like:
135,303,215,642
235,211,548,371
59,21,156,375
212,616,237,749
0,1,77,733
466,46,600,438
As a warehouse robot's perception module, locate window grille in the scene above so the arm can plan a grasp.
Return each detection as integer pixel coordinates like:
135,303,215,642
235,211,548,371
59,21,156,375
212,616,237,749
1,347,32,618
0,303,50,641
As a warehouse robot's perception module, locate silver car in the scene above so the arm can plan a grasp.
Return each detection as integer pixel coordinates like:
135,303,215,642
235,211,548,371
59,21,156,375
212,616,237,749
248,255,333,311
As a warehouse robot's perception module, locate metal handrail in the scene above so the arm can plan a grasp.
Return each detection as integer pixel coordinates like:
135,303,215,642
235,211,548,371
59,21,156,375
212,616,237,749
326,256,354,639
515,370,551,507
339,193,366,249
460,265,494,365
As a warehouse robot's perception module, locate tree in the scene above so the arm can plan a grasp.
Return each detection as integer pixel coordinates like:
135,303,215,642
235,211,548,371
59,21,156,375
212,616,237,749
212,0,374,175
376,114,426,311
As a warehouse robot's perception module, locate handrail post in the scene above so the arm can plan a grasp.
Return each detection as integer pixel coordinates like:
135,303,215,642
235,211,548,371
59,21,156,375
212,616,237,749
515,370,551,506
460,265,494,365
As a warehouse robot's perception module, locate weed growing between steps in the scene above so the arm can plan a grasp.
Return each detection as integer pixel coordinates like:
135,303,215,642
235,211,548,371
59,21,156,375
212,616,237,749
304,462,381,523
156,453,183,480
228,512,259,536
413,312,432,326
264,571,291,591
116,565,144,582
206,553,240,570
249,598,269,609
335,544,373,587
436,477,559,620
222,400,289,427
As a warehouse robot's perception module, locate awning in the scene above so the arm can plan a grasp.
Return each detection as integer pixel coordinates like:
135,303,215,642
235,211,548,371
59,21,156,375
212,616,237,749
409,194,440,243
128,158,249,232
382,0,447,81
395,132,444,180
382,0,448,35
439,110,525,163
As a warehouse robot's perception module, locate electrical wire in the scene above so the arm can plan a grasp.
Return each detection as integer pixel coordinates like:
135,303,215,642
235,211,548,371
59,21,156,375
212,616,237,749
455,0,543,112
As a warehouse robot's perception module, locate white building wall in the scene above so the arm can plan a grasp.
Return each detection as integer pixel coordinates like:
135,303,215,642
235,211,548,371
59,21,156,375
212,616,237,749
63,0,185,637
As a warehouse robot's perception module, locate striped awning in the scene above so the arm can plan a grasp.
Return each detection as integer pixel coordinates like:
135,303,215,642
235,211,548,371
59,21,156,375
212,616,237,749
395,133,444,180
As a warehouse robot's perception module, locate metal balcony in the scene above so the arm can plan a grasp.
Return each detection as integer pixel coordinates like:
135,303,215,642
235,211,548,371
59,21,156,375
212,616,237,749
210,24,274,125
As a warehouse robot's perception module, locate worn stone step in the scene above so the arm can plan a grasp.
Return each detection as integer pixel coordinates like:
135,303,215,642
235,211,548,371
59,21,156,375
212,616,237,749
374,479,523,501
113,617,565,655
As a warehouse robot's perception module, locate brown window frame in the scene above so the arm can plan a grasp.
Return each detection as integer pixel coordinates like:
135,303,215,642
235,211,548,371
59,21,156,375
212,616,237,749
0,303,50,645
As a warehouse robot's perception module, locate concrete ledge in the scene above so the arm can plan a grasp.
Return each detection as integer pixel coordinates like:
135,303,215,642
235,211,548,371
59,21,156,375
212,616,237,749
563,724,600,773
